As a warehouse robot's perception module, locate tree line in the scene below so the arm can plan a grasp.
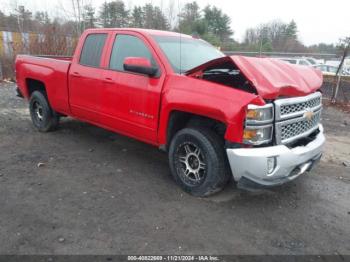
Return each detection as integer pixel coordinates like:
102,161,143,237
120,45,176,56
0,0,339,54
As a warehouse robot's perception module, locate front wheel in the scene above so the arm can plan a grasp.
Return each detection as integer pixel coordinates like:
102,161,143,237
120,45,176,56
168,127,230,197
29,91,59,132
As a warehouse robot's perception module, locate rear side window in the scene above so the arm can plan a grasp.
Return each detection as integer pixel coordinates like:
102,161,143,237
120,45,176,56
109,34,156,71
80,34,107,67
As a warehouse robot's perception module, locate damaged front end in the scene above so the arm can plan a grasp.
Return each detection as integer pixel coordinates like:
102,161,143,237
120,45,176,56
186,55,325,189
186,55,323,100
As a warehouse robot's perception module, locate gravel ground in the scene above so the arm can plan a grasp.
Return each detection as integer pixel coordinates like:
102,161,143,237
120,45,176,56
0,82,349,255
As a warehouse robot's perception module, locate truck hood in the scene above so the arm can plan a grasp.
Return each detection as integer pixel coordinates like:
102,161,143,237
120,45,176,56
186,55,323,99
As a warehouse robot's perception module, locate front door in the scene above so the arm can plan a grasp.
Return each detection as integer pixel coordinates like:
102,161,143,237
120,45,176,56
100,33,165,143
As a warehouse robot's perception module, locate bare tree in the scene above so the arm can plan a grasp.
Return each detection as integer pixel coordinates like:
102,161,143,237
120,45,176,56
166,0,176,29
71,0,85,34
332,37,350,103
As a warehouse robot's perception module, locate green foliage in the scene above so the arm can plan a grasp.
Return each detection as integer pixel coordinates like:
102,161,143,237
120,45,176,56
83,5,96,29
243,20,305,52
98,0,129,28
177,2,233,46
34,11,50,25
201,33,221,47
178,2,201,34
285,20,297,39
202,5,233,42
130,6,143,28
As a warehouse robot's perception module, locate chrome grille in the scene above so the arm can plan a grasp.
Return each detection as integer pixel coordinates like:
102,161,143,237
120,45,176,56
277,110,321,144
280,96,321,116
275,92,322,121
275,92,322,144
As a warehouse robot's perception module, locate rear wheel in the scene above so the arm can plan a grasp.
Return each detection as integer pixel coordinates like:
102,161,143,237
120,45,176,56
29,91,59,132
168,127,230,197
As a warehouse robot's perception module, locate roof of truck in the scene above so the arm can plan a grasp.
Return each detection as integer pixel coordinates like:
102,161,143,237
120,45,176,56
86,28,192,38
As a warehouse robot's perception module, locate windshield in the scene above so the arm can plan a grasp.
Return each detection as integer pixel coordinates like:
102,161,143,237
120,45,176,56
153,35,224,73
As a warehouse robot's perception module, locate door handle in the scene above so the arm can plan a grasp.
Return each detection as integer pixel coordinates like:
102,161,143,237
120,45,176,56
72,72,81,78
103,77,114,84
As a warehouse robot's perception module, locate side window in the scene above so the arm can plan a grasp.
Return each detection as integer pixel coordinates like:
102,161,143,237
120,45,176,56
109,34,156,71
80,34,107,67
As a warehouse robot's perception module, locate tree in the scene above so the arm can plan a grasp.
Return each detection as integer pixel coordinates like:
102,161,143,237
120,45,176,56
34,11,50,25
243,20,305,52
285,20,297,39
98,1,129,28
111,0,129,28
142,4,169,30
203,5,233,43
309,43,337,54
130,6,144,28
178,1,201,34
99,2,109,27
142,4,154,29
83,5,96,29
15,5,32,32
0,10,6,30
176,2,233,46
71,0,84,34
166,0,176,29
152,6,170,30
332,37,350,102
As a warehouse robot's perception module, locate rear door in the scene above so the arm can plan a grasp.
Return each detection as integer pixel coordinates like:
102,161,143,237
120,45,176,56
68,32,109,123
100,32,166,144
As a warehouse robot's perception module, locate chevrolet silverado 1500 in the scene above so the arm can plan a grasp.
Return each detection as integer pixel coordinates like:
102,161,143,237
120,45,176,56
15,28,325,196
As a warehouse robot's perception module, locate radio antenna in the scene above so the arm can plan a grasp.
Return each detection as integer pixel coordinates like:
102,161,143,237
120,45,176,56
178,0,182,74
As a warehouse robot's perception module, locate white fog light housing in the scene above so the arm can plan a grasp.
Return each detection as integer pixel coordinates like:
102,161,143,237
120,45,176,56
267,157,277,175
246,104,274,124
243,125,273,145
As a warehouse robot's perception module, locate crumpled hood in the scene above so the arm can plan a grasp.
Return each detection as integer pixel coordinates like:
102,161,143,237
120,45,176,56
186,55,323,99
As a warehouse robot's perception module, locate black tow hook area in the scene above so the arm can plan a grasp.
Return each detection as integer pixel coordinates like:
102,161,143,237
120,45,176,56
237,177,276,193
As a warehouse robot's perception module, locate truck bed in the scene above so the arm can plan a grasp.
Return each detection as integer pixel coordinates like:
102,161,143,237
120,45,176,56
15,55,72,115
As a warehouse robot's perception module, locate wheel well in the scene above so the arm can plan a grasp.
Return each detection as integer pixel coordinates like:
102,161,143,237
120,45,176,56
166,111,226,150
26,79,46,96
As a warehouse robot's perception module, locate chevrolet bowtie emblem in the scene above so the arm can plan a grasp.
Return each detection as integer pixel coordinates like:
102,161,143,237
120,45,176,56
303,108,314,121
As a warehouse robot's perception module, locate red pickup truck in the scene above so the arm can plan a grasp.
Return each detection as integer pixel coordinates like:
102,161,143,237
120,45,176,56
16,28,325,196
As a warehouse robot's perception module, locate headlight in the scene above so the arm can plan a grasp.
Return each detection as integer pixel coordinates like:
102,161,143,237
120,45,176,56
246,104,273,124
243,125,273,145
244,103,274,145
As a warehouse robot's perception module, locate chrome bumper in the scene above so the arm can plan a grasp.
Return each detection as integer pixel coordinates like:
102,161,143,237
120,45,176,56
226,125,325,187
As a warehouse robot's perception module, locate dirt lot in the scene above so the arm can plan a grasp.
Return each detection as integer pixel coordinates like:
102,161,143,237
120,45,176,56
0,82,349,255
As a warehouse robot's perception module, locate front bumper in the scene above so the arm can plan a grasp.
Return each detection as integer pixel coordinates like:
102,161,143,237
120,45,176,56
226,124,325,187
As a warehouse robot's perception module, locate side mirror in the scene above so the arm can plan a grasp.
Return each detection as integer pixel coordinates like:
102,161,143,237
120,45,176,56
123,57,158,77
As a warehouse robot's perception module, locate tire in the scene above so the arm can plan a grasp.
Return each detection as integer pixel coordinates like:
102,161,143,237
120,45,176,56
168,127,231,197
29,91,59,132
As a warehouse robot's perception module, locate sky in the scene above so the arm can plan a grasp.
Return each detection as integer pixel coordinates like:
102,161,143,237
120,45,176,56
0,0,349,46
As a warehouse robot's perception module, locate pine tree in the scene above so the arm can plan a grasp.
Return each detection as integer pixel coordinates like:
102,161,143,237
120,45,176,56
178,1,202,34
203,5,233,43
99,2,109,27
131,6,144,28
285,20,298,39
99,1,129,28
83,5,96,29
